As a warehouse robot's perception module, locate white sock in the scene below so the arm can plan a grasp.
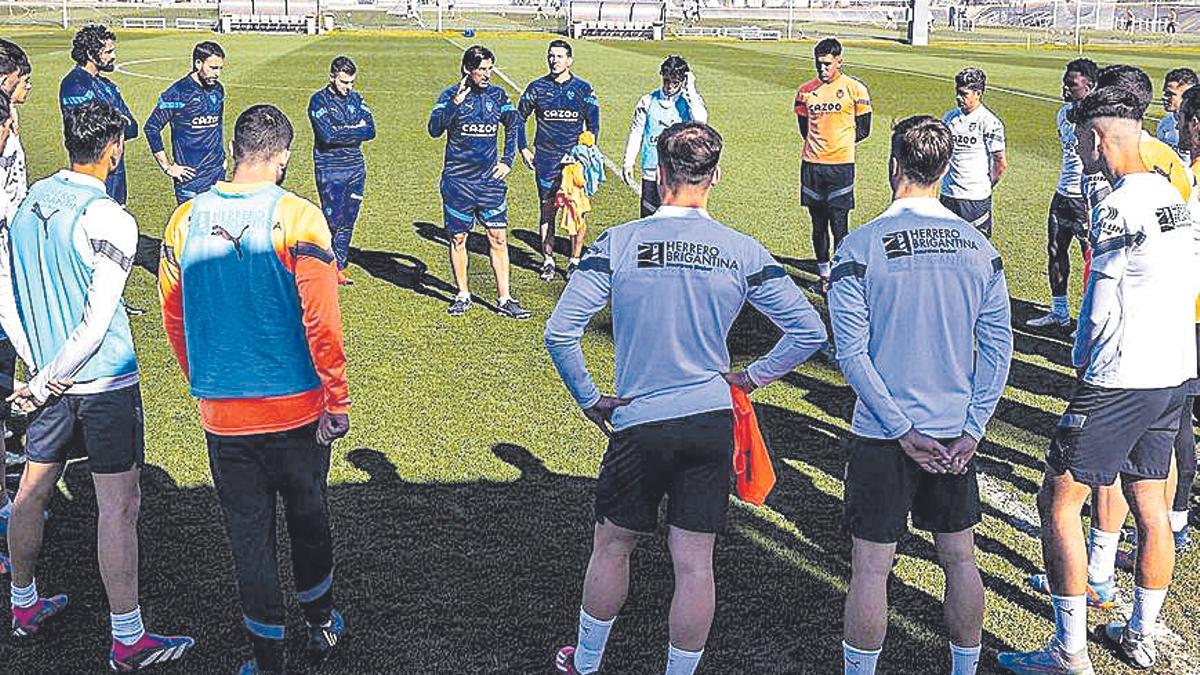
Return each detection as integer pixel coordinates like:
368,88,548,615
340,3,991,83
544,254,554,264
573,609,614,674
569,256,580,265
1129,586,1168,634
1086,527,1120,584
111,606,145,646
817,262,832,277
950,642,981,675
11,579,37,609
664,644,703,675
1051,295,1069,316
498,295,513,305
455,290,470,301
1051,594,1087,654
843,641,880,674
1170,509,1189,532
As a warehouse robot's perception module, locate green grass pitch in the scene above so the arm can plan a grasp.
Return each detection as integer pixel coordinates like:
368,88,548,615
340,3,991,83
2,26,1199,673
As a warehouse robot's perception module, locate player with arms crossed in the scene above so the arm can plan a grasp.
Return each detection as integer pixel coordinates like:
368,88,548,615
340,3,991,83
622,56,707,218
940,67,1006,238
518,39,600,281
999,85,1198,674
144,41,226,204
795,37,872,292
428,45,530,320
309,55,376,286
831,115,1013,675
546,122,827,675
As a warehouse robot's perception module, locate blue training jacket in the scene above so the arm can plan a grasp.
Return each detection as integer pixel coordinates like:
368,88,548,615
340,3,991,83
428,83,519,183
517,74,600,179
144,74,226,185
309,86,376,172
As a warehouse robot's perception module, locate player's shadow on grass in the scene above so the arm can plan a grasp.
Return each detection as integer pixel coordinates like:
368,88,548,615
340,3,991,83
349,243,502,313
9,442,1033,674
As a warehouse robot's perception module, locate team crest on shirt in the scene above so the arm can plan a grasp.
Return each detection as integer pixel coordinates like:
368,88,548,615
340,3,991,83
636,241,738,271
567,90,575,100
485,99,495,112
836,89,844,99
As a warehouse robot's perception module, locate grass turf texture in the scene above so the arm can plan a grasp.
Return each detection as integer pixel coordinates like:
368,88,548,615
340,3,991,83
2,27,1199,673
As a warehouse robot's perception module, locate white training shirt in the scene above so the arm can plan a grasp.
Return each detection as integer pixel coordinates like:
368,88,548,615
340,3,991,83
1056,103,1085,198
0,129,27,225
941,104,1006,200
1074,172,1199,389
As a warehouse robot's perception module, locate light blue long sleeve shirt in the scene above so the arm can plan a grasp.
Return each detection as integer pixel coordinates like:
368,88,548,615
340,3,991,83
544,206,827,431
828,197,1013,441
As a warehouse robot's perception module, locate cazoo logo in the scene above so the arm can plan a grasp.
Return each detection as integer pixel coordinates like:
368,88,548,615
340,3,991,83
191,115,220,127
461,123,498,136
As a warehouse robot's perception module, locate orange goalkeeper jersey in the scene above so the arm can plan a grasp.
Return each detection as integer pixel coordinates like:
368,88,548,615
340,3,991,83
794,74,872,165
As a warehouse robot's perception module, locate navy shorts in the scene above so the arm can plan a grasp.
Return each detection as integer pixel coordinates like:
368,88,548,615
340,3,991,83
594,410,734,534
940,194,993,238
1047,382,1185,486
441,176,508,235
25,383,145,474
801,162,855,210
843,435,981,543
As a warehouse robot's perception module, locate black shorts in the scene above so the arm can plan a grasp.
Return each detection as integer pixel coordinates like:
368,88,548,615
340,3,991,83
1048,192,1088,243
940,194,993,237
25,383,145,474
800,162,855,209
594,409,734,534
536,171,563,205
843,435,981,544
1047,382,1185,486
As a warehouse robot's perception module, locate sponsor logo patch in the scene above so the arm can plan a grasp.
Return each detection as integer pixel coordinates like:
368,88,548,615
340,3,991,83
636,241,739,271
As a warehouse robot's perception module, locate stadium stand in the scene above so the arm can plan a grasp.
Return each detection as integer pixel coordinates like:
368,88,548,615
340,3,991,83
121,16,167,29
568,0,665,39
219,0,319,33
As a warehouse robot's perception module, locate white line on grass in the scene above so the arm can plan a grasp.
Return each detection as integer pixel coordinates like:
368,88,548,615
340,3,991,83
443,36,638,195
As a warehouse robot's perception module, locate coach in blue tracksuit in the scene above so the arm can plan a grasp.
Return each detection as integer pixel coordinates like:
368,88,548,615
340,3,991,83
428,45,530,321
517,39,600,280
59,25,139,205
309,56,376,285
144,41,226,204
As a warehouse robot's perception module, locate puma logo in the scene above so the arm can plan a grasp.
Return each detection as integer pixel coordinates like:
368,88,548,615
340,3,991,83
31,203,60,236
211,223,252,260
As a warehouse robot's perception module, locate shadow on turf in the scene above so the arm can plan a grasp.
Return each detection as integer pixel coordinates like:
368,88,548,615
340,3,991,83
348,242,501,313
7,440,1033,674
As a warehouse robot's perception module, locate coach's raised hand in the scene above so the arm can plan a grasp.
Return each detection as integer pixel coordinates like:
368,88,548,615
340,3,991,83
452,74,470,105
